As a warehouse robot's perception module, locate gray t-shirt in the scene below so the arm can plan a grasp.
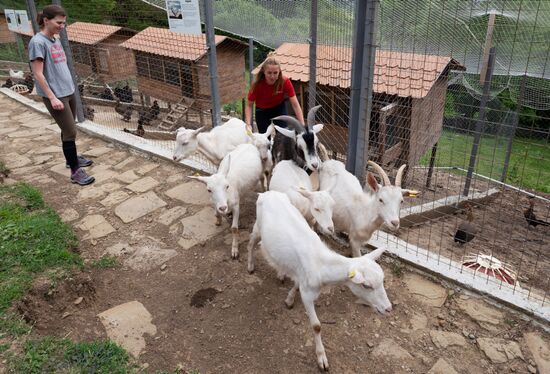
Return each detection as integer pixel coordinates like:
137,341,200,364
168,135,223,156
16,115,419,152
28,32,74,98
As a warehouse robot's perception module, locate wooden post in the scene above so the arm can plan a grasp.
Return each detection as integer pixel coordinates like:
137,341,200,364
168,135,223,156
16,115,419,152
299,84,304,111
480,12,496,84
426,142,438,188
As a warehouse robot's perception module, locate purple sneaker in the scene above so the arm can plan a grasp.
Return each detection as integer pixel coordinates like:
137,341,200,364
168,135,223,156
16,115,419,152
66,155,93,168
70,168,95,185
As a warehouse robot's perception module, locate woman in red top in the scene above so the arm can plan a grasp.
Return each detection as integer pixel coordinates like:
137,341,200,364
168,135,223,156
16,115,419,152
245,57,305,134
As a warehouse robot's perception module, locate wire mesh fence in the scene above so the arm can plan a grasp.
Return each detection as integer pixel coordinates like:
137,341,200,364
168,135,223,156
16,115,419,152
0,0,549,316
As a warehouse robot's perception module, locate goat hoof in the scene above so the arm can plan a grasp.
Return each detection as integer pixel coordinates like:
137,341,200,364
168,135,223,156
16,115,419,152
284,300,294,309
247,266,254,274
231,251,239,259
317,355,329,371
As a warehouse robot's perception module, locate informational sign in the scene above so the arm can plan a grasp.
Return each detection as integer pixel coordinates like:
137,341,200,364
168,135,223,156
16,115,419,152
4,9,17,32
15,10,31,34
166,0,202,35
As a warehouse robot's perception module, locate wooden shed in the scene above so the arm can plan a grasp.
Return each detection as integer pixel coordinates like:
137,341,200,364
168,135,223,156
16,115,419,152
65,22,137,83
259,43,464,168
12,21,137,84
120,27,247,108
0,10,16,44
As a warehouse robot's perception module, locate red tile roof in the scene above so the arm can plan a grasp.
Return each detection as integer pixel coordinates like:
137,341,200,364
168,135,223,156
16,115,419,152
65,22,123,45
255,43,464,99
120,27,246,62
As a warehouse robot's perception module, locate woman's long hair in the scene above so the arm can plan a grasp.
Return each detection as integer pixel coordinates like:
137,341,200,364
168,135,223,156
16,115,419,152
37,5,66,28
251,56,284,95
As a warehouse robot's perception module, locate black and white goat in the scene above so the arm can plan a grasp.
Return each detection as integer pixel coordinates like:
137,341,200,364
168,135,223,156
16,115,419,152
271,105,326,172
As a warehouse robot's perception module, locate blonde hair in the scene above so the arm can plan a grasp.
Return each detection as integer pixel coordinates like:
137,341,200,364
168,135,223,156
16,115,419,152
251,56,284,95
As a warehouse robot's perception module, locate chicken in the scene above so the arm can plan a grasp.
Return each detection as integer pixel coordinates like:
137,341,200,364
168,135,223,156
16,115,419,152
115,99,132,122
150,100,160,120
454,204,478,245
22,73,34,92
114,83,133,103
99,87,114,101
1,78,14,88
83,106,95,121
9,69,24,79
524,198,550,229
137,102,159,126
123,124,145,138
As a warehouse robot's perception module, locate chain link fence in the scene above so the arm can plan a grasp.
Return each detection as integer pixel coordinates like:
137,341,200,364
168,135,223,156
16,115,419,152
0,0,549,318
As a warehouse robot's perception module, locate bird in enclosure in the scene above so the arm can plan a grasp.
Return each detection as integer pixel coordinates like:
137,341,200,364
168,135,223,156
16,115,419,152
115,99,133,122
454,203,478,245
524,197,550,229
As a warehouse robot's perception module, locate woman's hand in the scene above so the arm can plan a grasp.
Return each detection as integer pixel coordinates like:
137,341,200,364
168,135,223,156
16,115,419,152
50,97,64,110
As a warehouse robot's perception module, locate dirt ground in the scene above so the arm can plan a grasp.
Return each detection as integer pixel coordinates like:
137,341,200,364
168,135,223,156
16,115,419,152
1,93,550,374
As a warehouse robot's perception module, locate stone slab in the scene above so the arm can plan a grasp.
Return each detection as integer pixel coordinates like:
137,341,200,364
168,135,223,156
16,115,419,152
3,152,32,169
372,338,413,360
97,301,157,357
178,207,225,250
83,146,113,157
157,206,188,226
134,162,158,175
428,358,458,374
60,208,79,223
429,330,466,349
101,190,130,207
165,180,210,206
77,214,116,240
116,170,141,184
114,191,167,223
403,273,447,308
125,176,159,193
477,338,524,364
524,333,550,374
456,298,503,325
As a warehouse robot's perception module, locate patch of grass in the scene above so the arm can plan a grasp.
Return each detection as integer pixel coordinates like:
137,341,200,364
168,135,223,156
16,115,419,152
0,42,26,62
0,182,81,316
0,160,10,178
0,343,9,353
390,262,404,278
0,313,31,338
91,255,119,269
9,337,134,374
419,130,550,193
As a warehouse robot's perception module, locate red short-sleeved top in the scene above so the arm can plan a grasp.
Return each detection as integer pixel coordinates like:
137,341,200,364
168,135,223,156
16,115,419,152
247,77,296,109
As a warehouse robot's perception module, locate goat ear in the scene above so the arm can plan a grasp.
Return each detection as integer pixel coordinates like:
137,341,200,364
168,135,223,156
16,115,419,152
311,124,324,134
366,172,379,192
219,154,231,176
193,127,205,136
348,269,366,284
295,186,312,198
265,124,275,137
187,175,208,184
274,125,296,139
366,247,386,261
402,189,420,198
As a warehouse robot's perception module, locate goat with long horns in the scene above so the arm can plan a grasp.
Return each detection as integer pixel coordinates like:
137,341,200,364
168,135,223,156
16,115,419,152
271,105,327,172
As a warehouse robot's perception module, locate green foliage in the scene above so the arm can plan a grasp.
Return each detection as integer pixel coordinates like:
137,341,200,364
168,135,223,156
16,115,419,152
419,130,550,193
35,0,116,24
0,183,80,314
9,337,133,374
91,255,119,269
0,42,25,63
0,313,31,338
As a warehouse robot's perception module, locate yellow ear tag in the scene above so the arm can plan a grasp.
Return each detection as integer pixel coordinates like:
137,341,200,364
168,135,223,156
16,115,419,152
246,129,253,136
348,270,356,279
193,172,201,176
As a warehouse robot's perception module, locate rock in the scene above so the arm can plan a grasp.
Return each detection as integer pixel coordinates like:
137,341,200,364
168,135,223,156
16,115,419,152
427,358,459,374
524,332,550,374
527,365,537,373
456,298,503,326
429,330,467,349
160,264,167,271
114,191,167,223
367,341,374,348
73,297,84,305
477,338,524,364
62,312,72,319
403,273,447,307
372,338,413,360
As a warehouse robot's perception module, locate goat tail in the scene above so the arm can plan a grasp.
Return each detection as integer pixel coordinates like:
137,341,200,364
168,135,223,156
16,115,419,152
317,142,329,162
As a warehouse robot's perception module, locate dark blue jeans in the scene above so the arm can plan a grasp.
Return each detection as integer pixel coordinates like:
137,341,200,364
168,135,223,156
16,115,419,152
255,100,288,133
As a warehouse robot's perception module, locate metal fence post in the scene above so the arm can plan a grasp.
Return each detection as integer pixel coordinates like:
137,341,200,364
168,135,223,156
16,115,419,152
463,47,496,196
203,0,222,127
25,0,39,34
501,75,525,183
346,0,379,182
49,0,84,122
248,37,254,86
308,0,318,113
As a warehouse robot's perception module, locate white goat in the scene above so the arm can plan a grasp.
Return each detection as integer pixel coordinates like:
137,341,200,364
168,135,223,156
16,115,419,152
190,143,263,259
173,118,273,182
319,160,419,257
269,160,335,235
247,191,392,371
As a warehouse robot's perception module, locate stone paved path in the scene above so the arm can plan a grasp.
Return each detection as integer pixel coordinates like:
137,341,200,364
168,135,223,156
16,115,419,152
1,92,549,374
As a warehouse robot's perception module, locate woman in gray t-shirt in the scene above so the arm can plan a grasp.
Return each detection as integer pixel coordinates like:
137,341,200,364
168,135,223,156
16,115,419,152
29,5,94,186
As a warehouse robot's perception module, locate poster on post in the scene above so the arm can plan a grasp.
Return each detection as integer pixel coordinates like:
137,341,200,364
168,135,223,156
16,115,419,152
15,10,31,34
4,9,17,31
165,0,202,35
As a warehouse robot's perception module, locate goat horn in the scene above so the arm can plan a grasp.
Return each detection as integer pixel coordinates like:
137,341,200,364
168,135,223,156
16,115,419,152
271,115,305,133
367,161,391,186
306,105,322,130
395,164,407,187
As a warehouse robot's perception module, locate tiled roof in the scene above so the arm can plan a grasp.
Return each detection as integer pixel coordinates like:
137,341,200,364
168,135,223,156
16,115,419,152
120,27,246,61
255,43,464,99
65,22,123,45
